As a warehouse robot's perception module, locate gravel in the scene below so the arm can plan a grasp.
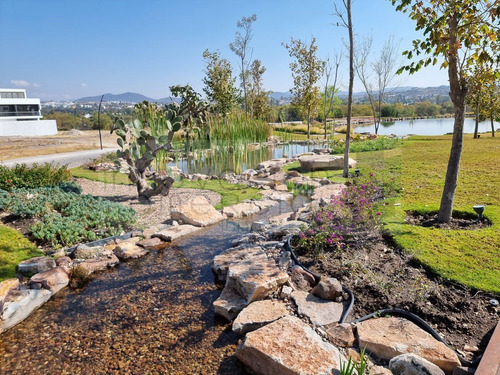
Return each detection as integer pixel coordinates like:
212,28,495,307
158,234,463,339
77,179,222,228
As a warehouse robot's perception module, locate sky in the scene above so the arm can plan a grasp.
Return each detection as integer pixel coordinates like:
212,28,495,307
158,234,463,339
0,0,450,101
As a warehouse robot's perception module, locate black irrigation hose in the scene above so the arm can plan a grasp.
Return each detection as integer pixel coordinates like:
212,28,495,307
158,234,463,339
285,235,479,368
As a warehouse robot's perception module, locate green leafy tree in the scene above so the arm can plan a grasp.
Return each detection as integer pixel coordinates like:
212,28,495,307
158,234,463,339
481,77,500,137
392,0,500,222
282,37,325,139
202,49,239,117
229,14,257,117
247,59,271,119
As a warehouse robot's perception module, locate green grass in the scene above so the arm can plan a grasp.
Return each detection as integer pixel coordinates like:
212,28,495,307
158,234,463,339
71,168,262,210
0,224,43,281
375,134,500,294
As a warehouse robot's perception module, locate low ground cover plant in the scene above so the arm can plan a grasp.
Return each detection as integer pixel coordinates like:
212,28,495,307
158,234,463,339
0,182,136,248
297,174,383,257
0,163,71,191
330,137,400,154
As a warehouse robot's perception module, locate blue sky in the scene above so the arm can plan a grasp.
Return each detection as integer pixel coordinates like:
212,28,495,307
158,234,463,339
0,0,449,101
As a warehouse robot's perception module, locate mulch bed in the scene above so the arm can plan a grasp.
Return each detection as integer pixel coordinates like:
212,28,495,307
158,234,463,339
405,211,491,230
293,228,499,363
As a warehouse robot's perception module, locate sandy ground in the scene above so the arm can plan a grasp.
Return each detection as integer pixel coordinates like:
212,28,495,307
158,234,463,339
0,130,118,161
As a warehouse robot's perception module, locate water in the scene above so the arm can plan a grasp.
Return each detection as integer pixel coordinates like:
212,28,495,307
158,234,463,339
0,200,303,374
355,117,499,136
168,142,317,176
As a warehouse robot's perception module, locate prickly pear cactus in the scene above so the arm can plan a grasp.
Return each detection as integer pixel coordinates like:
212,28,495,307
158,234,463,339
112,101,182,201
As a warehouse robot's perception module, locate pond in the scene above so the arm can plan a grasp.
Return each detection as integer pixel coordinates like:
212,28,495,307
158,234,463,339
0,199,306,375
355,117,499,136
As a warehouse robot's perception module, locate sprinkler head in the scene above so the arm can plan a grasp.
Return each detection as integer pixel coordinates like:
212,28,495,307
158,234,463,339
472,205,485,221
490,299,499,307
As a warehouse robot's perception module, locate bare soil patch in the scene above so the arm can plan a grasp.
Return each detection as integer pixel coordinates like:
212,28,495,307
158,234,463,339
292,231,499,363
0,130,117,161
405,211,491,230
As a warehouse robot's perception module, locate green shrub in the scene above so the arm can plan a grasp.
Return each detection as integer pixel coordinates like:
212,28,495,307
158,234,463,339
0,163,71,191
330,137,400,154
0,184,136,248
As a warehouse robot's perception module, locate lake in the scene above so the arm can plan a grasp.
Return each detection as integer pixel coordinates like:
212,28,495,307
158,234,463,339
355,117,499,136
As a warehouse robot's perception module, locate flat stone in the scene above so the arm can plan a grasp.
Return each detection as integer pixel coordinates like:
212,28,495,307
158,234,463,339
228,258,289,303
17,256,55,276
222,203,260,218
270,220,304,237
269,212,291,225
113,242,150,260
142,226,159,239
0,278,20,312
213,245,268,282
290,266,316,291
236,315,346,375
29,267,69,294
311,277,343,301
213,279,248,321
233,300,289,335
1,289,52,333
79,254,120,274
171,195,225,227
263,191,293,201
72,244,102,259
390,353,445,375
136,237,168,250
299,154,357,172
311,184,344,203
153,225,203,242
268,172,288,182
325,323,356,347
357,317,461,373
257,158,287,170
253,200,278,210
291,290,344,326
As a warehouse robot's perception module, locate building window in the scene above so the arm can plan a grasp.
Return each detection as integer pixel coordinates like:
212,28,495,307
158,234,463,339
0,92,25,99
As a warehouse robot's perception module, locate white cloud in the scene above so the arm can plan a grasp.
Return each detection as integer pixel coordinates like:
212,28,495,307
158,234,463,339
11,80,30,87
32,83,40,88
81,83,87,87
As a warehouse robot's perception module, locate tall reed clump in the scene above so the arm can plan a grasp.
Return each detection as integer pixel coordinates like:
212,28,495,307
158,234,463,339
206,112,271,147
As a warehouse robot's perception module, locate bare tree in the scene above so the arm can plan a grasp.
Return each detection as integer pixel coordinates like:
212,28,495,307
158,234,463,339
334,0,354,178
229,14,257,117
322,54,342,139
372,37,400,133
354,36,377,132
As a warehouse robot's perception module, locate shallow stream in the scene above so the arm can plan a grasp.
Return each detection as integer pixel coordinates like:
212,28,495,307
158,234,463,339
0,198,306,374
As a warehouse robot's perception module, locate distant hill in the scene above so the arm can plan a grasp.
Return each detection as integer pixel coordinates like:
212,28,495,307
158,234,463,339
75,85,451,105
75,92,156,103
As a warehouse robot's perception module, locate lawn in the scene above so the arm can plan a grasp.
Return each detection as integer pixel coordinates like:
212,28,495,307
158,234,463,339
0,224,43,281
363,134,499,294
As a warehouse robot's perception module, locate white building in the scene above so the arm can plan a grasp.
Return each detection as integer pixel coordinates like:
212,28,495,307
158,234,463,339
0,89,57,136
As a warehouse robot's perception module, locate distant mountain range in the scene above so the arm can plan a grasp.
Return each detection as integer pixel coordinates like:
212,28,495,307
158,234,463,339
74,85,450,105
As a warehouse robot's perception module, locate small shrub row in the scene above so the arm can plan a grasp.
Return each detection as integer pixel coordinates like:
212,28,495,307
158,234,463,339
0,183,136,248
0,163,71,191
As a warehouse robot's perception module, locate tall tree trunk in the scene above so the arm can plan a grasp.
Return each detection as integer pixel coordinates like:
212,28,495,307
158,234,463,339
307,107,311,139
474,96,479,139
491,115,495,137
438,13,466,223
343,0,354,178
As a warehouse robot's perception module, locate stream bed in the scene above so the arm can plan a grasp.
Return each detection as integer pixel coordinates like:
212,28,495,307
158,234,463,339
0,199,305,374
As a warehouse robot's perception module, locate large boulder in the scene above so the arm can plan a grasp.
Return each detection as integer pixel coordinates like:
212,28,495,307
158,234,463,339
232,300,289,335
357,317,461,373
311,277,343,301
299,154,357,172
17,257,55,276
291,290,344,326
171,195,225,227
389,353,445,375
213,278,248,321
71,244,103,259
311,184,344,203
28,267,69,294
222,203,260,218
257,158,288,170
236,315,346,375
1,289,52,333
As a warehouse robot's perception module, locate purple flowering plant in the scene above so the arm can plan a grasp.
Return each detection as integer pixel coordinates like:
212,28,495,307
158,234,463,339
297,173,382,257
